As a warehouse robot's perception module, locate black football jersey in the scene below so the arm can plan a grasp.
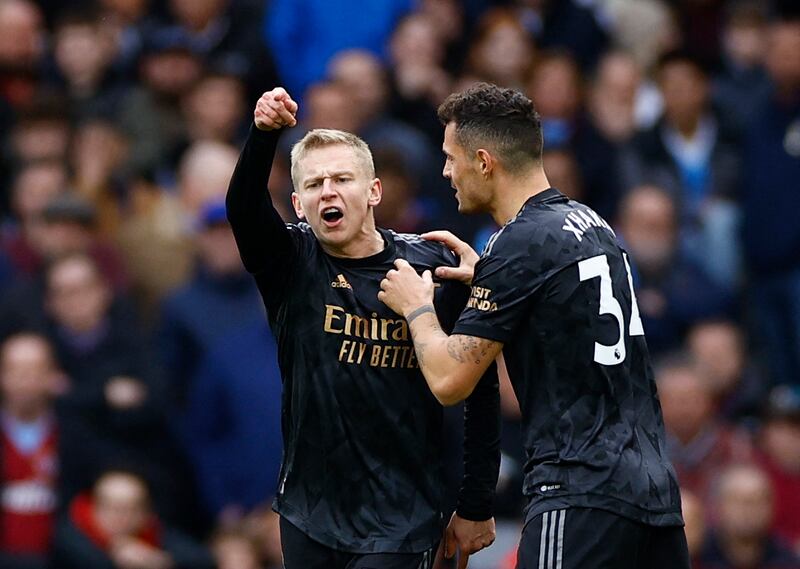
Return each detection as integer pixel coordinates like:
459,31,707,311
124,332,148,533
226,127,500,553
453,188,683,527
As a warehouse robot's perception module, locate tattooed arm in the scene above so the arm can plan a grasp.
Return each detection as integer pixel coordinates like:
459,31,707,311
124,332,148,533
379,261,504,406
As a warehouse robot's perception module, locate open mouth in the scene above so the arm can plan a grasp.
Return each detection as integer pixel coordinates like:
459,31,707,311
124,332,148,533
321,207,344,225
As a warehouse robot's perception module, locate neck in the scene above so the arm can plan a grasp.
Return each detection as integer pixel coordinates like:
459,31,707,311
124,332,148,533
721,534,766,568
488,166,551,226
4,406,48,424
672,114,702,138
321,222,385,259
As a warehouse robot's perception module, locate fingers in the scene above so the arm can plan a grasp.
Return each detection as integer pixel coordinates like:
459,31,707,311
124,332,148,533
422,230,469,253
444,525,456,559
457,547,470,569
434,266,467,280
393,258,412,271
254,87,298,129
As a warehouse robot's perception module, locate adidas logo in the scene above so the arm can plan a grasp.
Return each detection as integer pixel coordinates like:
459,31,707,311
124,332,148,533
331,274,352,290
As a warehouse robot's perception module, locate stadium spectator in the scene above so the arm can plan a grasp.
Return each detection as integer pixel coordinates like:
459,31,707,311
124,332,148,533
388,12,453,145
757,386,800,553
696,464,800,569
158,198,262,405
263,0,413,99
465,8,536,90
713,1,771,135
617,185,732,354
41,254,195,529
741,16,800,388
50,469,214,569
5,94,71,167
657,355,752,505
180,321,281,523
177,140,239,217
0,333,62,569
0,194,129,340
157,0,274,100
181,68,247,146
688,320,766,423
115,172,194,322
372,148,430,234
621,50,742,288
0,0,45,109
583,50,641,218
510,0,609,70
1,159,68,276
49,7,124,122
116,34,202,177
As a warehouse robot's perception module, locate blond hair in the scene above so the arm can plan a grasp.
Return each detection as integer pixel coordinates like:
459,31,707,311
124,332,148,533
290,129,375,189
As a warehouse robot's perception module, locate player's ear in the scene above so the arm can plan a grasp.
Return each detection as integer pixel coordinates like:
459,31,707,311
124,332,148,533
291,192,305,220
476,149,495,177
367,178,382,207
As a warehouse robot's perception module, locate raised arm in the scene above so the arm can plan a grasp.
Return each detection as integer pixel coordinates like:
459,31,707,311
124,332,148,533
226,87,298,274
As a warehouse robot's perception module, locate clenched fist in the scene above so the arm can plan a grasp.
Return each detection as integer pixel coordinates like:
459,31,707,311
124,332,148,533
254,87,298,131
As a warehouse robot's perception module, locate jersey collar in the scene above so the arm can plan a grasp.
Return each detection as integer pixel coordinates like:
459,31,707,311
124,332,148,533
324,227,396,267
523,187,567,207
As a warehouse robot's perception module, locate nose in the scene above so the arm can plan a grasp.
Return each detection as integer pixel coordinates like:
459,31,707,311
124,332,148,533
442,162,451,179
321,177,337,199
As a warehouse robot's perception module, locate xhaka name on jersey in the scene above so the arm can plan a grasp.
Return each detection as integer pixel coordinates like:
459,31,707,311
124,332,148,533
561,206,615,242
323,304,419,369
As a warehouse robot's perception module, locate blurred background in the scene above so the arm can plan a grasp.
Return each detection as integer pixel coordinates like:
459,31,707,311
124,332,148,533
0,0,798,568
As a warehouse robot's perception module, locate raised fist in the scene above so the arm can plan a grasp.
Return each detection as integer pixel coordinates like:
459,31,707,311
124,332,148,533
254,87,298,131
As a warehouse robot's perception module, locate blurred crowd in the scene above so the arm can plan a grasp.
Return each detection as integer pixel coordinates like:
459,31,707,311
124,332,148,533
0,0,798,568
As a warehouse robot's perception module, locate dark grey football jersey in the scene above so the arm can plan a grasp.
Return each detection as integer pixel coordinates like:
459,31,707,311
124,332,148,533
226,127,500,554
453,188,683,526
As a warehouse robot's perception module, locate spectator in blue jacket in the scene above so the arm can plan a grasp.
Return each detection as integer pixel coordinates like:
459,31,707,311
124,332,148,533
181,321,283,523
157,199,263,406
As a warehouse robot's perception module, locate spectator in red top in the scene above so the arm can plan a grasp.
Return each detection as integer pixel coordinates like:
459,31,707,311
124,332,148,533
0,333,63,569
758,386,800,555
50,469,213,569
697,464,800,569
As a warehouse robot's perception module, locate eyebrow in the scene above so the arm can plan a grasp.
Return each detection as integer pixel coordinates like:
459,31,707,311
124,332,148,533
302,170,355,187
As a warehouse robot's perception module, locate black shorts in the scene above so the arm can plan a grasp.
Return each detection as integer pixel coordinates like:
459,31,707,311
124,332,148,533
517,508,690,569
280,517,438,569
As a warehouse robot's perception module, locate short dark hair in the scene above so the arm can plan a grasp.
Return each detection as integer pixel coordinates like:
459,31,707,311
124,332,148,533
656,49,710,78
437,82,543,172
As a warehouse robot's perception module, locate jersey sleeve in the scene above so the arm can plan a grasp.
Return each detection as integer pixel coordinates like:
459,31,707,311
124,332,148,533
456,360,500,521
226,125,307,303
452,251,545,343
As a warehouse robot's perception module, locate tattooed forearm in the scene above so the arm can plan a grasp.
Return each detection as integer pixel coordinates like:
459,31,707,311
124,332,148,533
446,335,498,365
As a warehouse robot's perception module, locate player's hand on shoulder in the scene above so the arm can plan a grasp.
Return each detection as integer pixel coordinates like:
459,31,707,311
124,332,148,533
422,230,479,285
444,513,496,569
254,87,298,131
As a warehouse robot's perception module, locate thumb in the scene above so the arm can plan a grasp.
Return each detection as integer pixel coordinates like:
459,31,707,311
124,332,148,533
434,266,461,279
422,269,433,285
273,87,288,100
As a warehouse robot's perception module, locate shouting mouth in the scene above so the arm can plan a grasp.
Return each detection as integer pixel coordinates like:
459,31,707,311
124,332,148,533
321,206,344,227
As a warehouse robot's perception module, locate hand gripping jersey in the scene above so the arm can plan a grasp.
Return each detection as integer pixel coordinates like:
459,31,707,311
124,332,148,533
226,127,500,553
453,188,683,527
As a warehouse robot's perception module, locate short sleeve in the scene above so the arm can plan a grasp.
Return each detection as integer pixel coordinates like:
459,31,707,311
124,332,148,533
452,253,544,343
